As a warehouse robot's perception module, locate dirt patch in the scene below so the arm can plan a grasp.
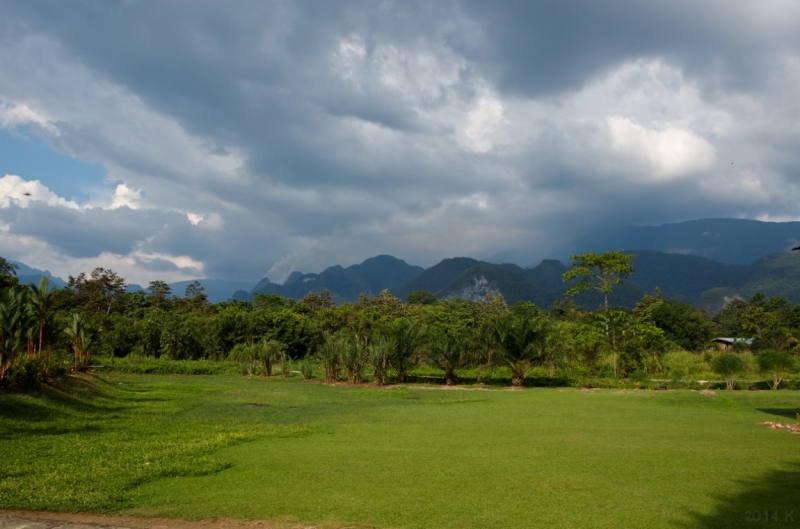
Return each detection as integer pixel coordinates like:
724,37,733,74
759,421,800,434
242,403,267,408
697,390,717,396
0,511,318,529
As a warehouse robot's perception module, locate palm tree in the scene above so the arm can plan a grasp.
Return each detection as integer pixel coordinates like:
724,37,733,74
65,313,95,371
0,289,27,381
388,317,421,383
256,339,283,376
486,312,551,386
28,276,55,358
425,327,470,385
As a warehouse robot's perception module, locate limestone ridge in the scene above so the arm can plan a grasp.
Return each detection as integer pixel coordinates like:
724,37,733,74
239,250,800,314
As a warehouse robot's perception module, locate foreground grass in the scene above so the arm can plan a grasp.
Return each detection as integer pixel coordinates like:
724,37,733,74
1,375,799,529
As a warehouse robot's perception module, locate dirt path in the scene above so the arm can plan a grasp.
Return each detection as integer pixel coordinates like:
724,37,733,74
0,512,317,529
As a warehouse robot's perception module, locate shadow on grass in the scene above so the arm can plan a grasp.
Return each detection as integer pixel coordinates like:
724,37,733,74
0,375,132,424
682,463,800,528
0,422,103,440
757,408,800,420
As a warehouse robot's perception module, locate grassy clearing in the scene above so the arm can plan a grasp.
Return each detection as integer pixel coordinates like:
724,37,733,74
1,375,799,529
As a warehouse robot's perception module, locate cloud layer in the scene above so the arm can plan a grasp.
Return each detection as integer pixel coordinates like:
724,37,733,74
0,1,799,284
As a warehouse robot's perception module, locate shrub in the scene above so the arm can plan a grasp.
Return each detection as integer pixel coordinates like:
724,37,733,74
711,354,745,390
368,336,395,386
7,358,45,390
300,359,314,380
256,339,284,377
279,351,293,378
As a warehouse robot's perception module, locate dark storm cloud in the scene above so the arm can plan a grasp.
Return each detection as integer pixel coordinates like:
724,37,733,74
0,0,799,282
459,0,799,96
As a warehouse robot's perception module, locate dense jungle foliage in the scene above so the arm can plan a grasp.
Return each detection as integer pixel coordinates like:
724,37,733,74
1,255,798,390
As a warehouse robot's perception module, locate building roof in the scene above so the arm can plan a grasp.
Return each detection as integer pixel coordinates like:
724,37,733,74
710,337,753,345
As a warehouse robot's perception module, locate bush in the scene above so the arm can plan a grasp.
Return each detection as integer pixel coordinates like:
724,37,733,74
670,367,686,383
300,359,314,380
6,358,46,390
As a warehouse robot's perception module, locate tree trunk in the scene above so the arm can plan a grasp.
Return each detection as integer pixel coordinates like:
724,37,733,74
445,370,457,385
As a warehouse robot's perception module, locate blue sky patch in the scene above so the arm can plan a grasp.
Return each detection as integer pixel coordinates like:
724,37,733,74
0,128,109,202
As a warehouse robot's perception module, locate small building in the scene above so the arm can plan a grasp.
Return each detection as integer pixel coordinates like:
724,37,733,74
710,337,753,351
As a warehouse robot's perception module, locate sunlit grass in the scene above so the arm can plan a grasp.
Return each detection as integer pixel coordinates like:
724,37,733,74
2,374,799,528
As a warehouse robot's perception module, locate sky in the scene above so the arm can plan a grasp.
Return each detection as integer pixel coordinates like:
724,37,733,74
1,0,799,285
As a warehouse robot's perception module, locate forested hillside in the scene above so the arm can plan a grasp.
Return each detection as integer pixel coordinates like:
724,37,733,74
235,250,800,314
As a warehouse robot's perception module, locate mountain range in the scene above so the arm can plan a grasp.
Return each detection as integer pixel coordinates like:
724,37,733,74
234,218,800,314
237,249,800,315
8,218,800,311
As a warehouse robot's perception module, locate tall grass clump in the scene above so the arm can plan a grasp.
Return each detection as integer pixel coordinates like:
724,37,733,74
97,355,242,375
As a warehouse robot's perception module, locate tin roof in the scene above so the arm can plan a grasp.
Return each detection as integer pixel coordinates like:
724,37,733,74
710,337,753,344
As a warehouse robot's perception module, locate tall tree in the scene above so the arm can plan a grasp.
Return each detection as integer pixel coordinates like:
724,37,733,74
67,268,127,315
184,280,208,302
562,250,637,310
0,256,19,291
147,280,172,309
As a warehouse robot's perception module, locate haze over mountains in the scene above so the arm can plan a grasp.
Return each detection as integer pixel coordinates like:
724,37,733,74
549,218,800,266
9,218,800,311
234,218,800,314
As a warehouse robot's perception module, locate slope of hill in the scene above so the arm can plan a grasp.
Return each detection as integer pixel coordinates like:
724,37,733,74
696,252,800,313
437,264,555,306
248,255,424,303
623,251,747,304
553,218,800,265
391,257,483,300
521,259,570,293
9,260,67,289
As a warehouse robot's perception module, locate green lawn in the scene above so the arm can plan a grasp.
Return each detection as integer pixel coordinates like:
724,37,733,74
1,374,799,529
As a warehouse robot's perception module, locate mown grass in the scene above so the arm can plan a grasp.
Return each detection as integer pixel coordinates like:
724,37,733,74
2,374,799,529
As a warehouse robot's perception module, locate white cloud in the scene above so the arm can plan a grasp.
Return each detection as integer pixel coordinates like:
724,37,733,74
109,183,142,210
0,174,79,209
606,116,717,180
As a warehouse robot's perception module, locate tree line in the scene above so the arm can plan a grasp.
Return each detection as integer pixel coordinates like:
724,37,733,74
0,252,798,390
